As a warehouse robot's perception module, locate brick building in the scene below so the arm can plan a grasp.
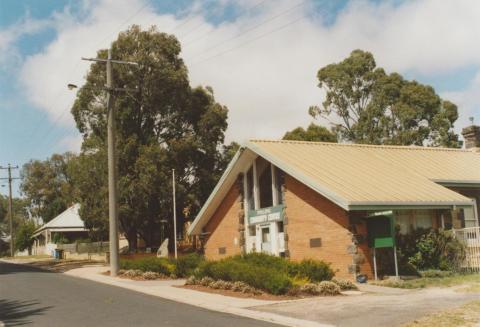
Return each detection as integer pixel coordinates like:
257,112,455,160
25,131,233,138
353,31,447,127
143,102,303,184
188,126,480,279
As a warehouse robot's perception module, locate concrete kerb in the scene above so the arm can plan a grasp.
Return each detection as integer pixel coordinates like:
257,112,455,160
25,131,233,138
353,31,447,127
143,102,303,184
64,266,333,327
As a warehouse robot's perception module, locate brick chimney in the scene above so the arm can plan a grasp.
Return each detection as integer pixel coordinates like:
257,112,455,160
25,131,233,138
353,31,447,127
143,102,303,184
462,118,480,151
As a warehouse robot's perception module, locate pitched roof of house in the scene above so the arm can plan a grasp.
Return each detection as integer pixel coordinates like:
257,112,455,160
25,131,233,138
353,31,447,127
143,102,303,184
188,140,480,235
34,204,86,235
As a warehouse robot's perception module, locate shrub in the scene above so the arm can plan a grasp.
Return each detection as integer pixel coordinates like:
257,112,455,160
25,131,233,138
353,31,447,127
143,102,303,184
291,276,310,287
331,278,358,290
289,259,334,282
193,253,335,295
318,281,341,295
199,276,214,287
286,285,302,296
419,270,454,278
123,269,143,278
195,258,292,295
120,257,174,275
185,276,198,285
175,253,205,277
210,280,233,290
232,281,249,292
300,283,321,295
408,230,466,272
142,271,160,280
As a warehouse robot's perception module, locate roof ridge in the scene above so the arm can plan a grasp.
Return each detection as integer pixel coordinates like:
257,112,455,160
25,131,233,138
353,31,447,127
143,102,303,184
248,139,469,152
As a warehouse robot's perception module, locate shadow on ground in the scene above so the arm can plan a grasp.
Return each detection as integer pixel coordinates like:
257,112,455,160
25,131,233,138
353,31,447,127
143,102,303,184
0,299,51,326
0,261,51,275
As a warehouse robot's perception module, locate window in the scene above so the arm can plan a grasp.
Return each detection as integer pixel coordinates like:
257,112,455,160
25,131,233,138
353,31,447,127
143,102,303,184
274,167,283,205
395,210,411,234
461,199,478,228
415,210,433,230
277,221,284,233
249,225,256,236
246,166,254,210
257,157,273,209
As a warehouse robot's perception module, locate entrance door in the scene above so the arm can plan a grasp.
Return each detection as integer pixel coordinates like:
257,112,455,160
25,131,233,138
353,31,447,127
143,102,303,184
261,226,271,253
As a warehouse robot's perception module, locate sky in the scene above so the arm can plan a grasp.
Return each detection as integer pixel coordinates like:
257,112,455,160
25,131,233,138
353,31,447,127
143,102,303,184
0,0,479,196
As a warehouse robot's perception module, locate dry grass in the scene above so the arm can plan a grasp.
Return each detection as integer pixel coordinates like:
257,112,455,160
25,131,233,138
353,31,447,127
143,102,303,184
372,274,480,289
403,301,480,327
455,284,480,293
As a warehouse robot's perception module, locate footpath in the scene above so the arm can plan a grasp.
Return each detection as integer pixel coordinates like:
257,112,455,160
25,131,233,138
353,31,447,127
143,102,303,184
65,265,332,327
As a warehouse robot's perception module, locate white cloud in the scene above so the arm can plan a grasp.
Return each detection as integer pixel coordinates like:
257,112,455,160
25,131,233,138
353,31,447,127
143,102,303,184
0,14,52,70
14,0,480,150
442,72,480,132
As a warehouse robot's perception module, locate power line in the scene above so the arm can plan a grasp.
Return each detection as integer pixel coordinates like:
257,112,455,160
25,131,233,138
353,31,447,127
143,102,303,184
91,1,151,50
185,0,307,59
25,1,153,159
180,0,270,45
191,13,306,66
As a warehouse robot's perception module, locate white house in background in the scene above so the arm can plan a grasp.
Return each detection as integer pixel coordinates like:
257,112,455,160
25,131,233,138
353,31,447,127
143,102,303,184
32,204,89,256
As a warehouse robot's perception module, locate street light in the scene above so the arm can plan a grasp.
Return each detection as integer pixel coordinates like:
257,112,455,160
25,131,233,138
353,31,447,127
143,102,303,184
67,84,78,90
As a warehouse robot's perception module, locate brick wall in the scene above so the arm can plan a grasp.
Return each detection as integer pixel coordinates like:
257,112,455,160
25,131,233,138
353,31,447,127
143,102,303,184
284,175,373,279
203,182,243,260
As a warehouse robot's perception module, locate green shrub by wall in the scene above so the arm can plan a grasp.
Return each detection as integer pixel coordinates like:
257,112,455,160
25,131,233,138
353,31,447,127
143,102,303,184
120,257,174,275
194,253,334,295
174,253,205,277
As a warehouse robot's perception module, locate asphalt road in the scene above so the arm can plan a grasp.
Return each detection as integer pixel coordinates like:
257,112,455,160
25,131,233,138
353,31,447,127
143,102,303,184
0,261,280,327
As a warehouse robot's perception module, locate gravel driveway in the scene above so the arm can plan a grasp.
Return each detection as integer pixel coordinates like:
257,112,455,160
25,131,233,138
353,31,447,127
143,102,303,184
251,284,480,327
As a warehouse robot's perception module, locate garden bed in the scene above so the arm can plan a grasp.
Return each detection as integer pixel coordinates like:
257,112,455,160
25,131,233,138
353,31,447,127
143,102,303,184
179,284,299,300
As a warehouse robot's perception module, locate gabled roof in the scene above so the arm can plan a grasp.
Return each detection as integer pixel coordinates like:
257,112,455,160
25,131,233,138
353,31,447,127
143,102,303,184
34,204,86,235
188,140,480,235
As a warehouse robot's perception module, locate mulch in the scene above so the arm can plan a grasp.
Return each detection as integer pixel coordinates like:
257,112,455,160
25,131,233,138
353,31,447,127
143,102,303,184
179,284,304,301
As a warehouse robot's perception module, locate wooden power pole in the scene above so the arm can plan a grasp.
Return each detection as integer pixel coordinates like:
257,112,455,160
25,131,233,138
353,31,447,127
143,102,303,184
79,49,138,276
1,164,20,257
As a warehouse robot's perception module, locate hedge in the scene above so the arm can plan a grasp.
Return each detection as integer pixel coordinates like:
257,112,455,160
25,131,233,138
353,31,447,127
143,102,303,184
194,253,334,295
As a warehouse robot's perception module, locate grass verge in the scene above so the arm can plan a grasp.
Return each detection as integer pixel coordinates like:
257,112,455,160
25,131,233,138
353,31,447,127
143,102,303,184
372,274,480,289
403,300,480,327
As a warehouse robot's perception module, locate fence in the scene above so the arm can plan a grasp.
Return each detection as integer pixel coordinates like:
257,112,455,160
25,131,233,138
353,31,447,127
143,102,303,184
453,227,480,272
57,242,109,254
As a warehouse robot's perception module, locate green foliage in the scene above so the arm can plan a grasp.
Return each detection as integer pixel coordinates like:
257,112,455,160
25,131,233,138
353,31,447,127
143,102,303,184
120,253,205,278
120,257,174,275
174,253,205,277
378,228,466,276
193,253,334,295
0,195,30,241
70,25,233,250
51,233,69,245
419,270,455,278
408,229,466,271
68,150,108,242
309,50,460,147
288,259,335,282
20,153,76,222
283,123,337,143
15,220,37,253
195,258,292,295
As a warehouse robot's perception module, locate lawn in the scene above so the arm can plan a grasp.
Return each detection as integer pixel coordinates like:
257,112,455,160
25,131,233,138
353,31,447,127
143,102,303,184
372,274,480,289
403,300,480,327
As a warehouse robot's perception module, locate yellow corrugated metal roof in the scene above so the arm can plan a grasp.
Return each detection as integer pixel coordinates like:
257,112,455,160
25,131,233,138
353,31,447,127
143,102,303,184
247,140,479,209
188,140,479,235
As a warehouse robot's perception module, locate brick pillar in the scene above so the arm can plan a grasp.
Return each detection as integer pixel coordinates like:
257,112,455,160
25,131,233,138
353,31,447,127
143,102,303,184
462,125,480,152
278,170,289,257
237,173,246,254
